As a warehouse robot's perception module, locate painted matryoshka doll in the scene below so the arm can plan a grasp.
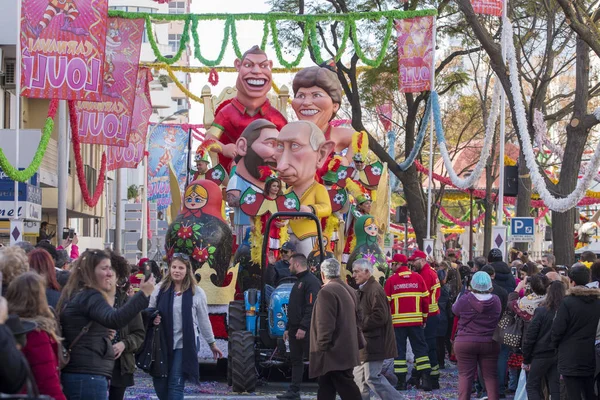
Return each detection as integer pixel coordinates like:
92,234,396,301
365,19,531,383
165,179,233,286
346,214,388,287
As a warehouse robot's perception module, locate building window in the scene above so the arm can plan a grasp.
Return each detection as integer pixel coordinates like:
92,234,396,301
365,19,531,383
169,34,182,53
169,2,186,14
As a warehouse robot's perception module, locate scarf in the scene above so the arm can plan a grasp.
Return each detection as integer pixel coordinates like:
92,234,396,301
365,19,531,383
156,284,198,383
518,293,546,316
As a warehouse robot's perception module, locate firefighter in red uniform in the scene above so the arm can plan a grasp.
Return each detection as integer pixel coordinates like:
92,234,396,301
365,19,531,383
384,254,432,391
410,250,442,389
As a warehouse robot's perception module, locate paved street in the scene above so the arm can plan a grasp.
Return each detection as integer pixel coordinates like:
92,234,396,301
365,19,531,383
124,361,516,399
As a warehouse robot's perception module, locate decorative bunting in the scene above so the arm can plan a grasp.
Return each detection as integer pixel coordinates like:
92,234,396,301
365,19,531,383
471,0,503,17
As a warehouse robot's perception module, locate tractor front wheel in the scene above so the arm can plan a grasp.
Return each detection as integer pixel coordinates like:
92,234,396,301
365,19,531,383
229,330,256,393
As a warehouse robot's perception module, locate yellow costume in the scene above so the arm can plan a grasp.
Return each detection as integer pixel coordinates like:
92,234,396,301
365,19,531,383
287,182,331,240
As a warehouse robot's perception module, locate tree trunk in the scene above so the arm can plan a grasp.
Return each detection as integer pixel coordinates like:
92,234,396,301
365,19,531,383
515,153,532,252
552,38,591,265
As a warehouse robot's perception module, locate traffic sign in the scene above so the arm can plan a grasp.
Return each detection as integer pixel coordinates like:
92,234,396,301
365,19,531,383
510,217,535,242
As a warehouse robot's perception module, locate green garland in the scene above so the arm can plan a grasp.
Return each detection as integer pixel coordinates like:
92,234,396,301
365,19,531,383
270,19,310,69
145,15,191,65
0,115,54,182
109,9,437,68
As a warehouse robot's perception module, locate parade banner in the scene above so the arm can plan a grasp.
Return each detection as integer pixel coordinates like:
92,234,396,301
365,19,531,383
376,103,393,132
395,16,434,93
148,125,189,210
21,0,108,101
107,68,153,171
76,17,144,147
471,0,503,17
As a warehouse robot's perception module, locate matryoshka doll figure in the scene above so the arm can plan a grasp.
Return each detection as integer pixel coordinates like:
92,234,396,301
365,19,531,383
346,214,388,288
165,179,233,286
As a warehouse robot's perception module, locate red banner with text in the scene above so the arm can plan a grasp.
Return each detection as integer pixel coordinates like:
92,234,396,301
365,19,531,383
76,17,144,147
107,68,153,170
471,0,503,16
396,16,435,93
20,0,108,101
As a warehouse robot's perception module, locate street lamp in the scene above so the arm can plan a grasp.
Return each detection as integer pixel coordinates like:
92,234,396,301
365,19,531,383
141,108,189,258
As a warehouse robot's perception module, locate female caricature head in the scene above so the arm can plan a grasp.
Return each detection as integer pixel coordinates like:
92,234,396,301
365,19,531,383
264,177,283,199
292,65,343,131
363,217,378,237
184,183,208,210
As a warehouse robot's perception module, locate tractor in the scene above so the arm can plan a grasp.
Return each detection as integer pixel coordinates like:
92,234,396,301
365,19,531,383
227,212,325,393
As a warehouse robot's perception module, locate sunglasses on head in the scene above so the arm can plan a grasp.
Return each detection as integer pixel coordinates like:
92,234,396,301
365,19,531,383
172,253,190,261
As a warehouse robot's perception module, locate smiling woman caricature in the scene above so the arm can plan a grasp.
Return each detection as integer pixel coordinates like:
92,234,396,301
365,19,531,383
292,64,356,173
182,184,208,217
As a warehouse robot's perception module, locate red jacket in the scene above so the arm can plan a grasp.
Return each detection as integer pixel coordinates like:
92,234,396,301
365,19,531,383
419,264,441,317
384,266,430,327
21,329,66,400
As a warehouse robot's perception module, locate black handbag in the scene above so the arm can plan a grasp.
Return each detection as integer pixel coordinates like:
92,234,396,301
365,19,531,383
494,312,524,349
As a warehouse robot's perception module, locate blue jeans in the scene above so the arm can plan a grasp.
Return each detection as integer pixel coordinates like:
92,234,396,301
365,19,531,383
61,373,109,400
508,367,519,391
153,349,185,400
497,343,510,395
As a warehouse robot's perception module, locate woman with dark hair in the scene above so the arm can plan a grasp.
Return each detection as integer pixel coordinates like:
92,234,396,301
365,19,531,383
506,273,551,393
58,249,155,400
6,272,65,400
28,248,62,308
150,254,222,400
587,260,600,288
262,176,286,253
522,280,566,400
107,251,146,400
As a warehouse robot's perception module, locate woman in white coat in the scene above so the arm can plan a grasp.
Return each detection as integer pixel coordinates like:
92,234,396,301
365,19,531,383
150,253,222,400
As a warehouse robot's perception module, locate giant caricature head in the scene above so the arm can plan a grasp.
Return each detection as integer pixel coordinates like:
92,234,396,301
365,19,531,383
275,121,335,188
234,46,273,102
292,66,343,132
234,119,279,180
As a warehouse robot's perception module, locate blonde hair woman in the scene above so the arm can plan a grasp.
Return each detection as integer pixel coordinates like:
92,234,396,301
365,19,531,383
150,253,222,400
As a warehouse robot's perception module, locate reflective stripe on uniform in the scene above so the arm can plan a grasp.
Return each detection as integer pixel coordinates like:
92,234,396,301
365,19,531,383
394,359,408,373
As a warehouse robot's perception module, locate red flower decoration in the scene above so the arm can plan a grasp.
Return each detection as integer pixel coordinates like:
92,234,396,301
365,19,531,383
192,247,209,262
177,225,193,239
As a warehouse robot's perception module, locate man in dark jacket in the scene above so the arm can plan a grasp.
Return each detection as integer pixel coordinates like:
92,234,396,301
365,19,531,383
310,258,362,399
488,248,516,293
278,253,321,400
481,265,508,314
267,242,294,286
351,259,401,400
551,264,600,400
0,298,29,394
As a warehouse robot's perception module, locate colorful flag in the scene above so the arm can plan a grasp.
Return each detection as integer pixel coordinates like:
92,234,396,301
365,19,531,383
147,125,189,210
395,16,435,93
471,0,503,16
75,17,144,147
21,0,108,101
107,68,153,171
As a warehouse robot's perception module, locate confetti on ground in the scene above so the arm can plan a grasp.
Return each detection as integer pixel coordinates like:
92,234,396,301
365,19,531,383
125,361,515,399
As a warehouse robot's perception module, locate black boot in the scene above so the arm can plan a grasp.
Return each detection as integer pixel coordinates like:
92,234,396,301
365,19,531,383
420,371,433,392
407,371,421,387
431,374,440,390
395,374,407,391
